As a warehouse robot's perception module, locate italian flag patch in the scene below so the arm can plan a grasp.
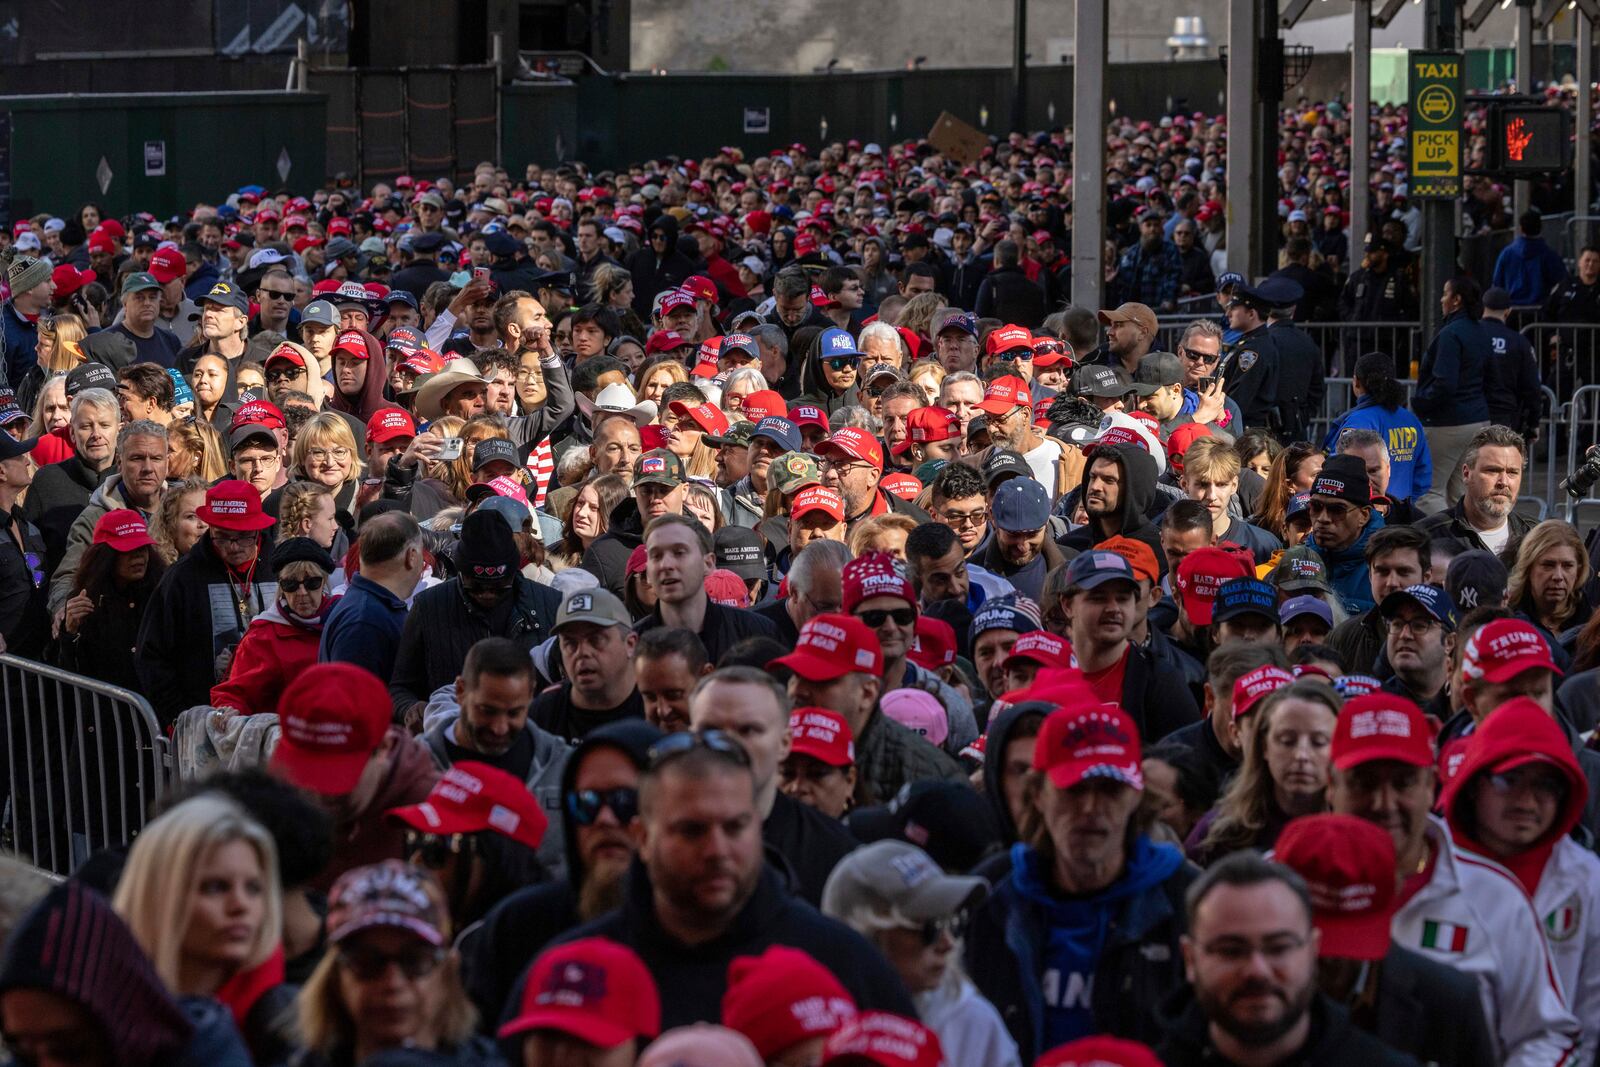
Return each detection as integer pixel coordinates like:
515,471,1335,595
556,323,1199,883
1421,919,1469,953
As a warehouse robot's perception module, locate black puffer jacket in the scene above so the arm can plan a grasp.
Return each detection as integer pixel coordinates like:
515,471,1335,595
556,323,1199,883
388,575,562,719
579,496,645,600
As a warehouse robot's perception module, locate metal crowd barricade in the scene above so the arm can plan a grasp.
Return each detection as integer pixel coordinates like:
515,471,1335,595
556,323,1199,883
0,654,171,877
1296,322,1425,377
1539,384,1561,508
1563,384,1600,522
1520,322,1600,402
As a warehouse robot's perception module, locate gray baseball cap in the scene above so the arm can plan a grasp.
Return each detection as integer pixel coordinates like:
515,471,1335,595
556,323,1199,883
820,840,987,922
1075,364,1135,398
1134,351,1184,389
301,299,339,328
554,588,631,631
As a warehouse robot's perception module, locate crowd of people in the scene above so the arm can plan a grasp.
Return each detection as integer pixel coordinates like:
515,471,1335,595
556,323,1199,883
0,102,1592,1067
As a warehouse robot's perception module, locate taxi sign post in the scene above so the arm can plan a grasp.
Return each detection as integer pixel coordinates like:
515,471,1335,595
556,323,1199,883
1407,50,1463,200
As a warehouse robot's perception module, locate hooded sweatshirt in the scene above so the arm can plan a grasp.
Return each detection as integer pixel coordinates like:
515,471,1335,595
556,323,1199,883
625,214,696,317
1059,443,1165,574
326,328,391,423
1441,697,1600,1055
982,701,1046,846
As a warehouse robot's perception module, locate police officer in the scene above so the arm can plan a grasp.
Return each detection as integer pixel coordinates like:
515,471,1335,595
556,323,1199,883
1337,237,1417,374
1221,282,1280,432
1542,245,1600,388
1478,286,1542,441
1261,276,1325,445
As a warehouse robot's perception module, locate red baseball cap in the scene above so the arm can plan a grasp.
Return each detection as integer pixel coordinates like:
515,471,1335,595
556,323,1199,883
1165,422,1214,475
695,336,724,365
327,217,352,235
669,400,731,437
148,247,186,284
264,342,307,369
231,399,287,431
1033,705,1144,791
741,389,787,423
50,265,95,299
795,232,821,257
366,407,417,444
789,403,832,431
659,289,696,316
195,479,276,532
1174,547,1253,626
269,664,394,795
387,761,549,850
1004,630,1074,672
1232,665,1295,719
820,1012,942,1067
787,708,856,767
770,614,884,681
818,427,883,469
683,275,719,303
1331,693,1434,771
704,568,751,608
332,329,370,360
645,330,691,355
907,616,957,670
984,324,1035,356
791,485,846,522
499,938,661,1048
87,232,117,255
724,945,856,1058
1459,618,1562,686
892,406,960,455
1036,1036,1164,1067
977,375,1031,416
879,472,922,500
92,509,155,552
1273,813,1399,961
842,552,915,612
1031,337,1075,369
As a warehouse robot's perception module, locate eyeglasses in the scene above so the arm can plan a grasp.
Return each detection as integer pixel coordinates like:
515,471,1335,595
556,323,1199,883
305,447,353,464
279,575,325,594
1179,346,1220,365
405,829,477,870
824,357,859,373
1386,616,1441,637
515,367,544,382
647,728,752,770
566,787,640,826
818,458,874,476
1307,500,1355,518
265,367,305,384
258,289,295,301
236,454,280,471
210,529,259,546
939,507,988,528
857,607,917,628
337,943,447,981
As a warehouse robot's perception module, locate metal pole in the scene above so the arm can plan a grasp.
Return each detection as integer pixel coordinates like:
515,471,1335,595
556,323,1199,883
1420,0,1460,342
295,37,309,91
1227,0,1260,276
1255,0,1281,279
1071,0,1108,311
1579,13,1594,220
1012,0,1029,131
1351,1,1373,249
1515,2,1534,219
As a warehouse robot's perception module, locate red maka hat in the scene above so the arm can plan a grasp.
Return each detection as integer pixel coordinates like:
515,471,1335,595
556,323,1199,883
879,472,922,500
1273,813,1398,962
50,265,95,299
366,407,417,444
984,324,1034,355
770,614,883,681
893,407,959,455
195,479,275,532
333,329,371,360
820,1012,942,1067
388,762,548,850
792,485,845,522
907,616,956,670
741,390,787,423
1036,1036,1164,1067
92,509,154,552
787,708,856,767
148,247,186,284
669,400,731,437
1331,693,1434,771
645,330,691,355
1004,630,1074,671
499,938,661,1047
724,945,857,1058
1232,665,1295,719
977,375,1031,416
1174,547,1252,626
818,427,883,469
1033,705,1144,791
270,664,393,795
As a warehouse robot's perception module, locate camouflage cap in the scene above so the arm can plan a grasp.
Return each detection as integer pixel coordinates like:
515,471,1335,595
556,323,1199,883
770,452,823,495
705,420,756,448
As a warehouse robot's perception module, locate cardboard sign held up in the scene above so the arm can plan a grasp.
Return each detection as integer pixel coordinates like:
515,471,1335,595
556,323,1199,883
927,111,988,165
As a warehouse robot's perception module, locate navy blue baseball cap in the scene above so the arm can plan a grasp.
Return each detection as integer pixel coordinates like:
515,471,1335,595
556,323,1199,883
1213,578,1279,623
1280,595,1334,629
1285,492,1312,521
1379,583,1458,632
818,327,861,360
990,477,1051,533
751,415,801,452
385,289,419,310
1216,271,1245,293
968,593,1042,643
1064,550,1138,591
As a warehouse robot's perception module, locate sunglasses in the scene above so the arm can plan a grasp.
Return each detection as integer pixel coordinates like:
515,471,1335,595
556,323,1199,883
857,607,917,627
338,943,447,981
259,289,295,301
916,913,967,946
566,787,640,826
265,366,305,384
647,728,752,770
1033,341,1068,355
1307,500,1355,518
279,575,325,594
405,829,476,870
824,357,859,372
1179,347,1220,365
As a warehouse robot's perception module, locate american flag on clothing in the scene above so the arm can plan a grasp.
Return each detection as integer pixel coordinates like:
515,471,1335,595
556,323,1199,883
526,437,553,509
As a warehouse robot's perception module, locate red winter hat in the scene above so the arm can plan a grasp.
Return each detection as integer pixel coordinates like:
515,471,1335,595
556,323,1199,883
723,945,857,1058
818,427,883,469
92,509,155,552
270,664,393,795
1034,705,1144,791
1331,693,1434,771
907,616,957,670
770,614,883,681
148,247,186,284
1273,813,1399,962
1232,664,1295,719
499,938,661,1047
1174,546,1252,626
842,551,915,613
387,761,549,850
820,1012,942,1067
787,708,856,766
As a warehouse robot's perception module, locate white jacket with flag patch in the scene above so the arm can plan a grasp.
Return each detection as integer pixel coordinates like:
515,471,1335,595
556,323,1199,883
1532,837,1600,1059
1392,818,1582,1067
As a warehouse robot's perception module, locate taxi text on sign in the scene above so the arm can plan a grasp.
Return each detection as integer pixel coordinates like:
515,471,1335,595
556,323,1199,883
1407,51,1463,199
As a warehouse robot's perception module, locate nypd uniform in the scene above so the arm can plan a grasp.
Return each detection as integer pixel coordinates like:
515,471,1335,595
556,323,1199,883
1392,818,1582,1067
1260,276,1325,445
1222,288,1280,431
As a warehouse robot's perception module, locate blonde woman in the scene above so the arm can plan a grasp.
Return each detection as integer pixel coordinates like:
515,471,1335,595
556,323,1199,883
112,794,284,1034
278,480,340,551
848,514,918,560
907,357,946,401
897,292,945,345
17,313,87,413
150,476,210,563
27,373,74,466
294,861,490,1067
1508,519,1593,640
635,355,688,406
167,416,229,482
289,411,363,526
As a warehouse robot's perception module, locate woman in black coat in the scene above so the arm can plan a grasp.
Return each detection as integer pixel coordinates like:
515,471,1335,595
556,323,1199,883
58,510,167,690
0,432,48,660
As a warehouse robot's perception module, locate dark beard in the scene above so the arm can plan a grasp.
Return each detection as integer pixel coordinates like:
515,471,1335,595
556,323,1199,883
1196,976,1315,1048
1141,234,1162,253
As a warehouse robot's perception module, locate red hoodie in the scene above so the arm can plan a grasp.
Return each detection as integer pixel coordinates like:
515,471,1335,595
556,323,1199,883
1440,697,1589,896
